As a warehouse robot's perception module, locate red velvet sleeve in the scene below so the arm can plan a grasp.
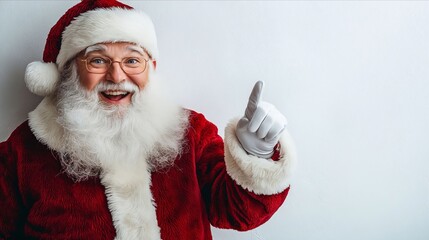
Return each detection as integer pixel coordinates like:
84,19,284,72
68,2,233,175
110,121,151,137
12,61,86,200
192,112,289,231
0,139,26,239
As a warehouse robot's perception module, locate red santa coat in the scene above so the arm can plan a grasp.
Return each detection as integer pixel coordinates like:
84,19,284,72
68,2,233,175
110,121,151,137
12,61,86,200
0,99,296,240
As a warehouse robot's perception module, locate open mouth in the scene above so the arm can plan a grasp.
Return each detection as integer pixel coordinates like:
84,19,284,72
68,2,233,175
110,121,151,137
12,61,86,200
100,90,131,101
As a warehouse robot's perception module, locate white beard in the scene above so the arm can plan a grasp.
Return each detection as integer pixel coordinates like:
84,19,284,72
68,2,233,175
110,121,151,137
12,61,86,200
55,63,189,182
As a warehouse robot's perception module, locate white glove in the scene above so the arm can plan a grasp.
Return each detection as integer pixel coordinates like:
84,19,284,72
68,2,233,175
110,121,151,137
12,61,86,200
235,81,287,158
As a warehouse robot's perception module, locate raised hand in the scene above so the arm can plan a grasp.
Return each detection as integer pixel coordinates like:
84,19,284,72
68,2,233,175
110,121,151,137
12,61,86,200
236,81,287,158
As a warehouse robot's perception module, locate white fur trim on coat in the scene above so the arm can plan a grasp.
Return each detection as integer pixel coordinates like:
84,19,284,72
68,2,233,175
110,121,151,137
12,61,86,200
28,97,65,152
101,162,161,240
25,62,60,96
224,118,297,195
57,8,158,71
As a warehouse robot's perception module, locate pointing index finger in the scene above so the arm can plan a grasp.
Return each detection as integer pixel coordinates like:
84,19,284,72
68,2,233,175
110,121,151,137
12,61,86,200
245,81,264,119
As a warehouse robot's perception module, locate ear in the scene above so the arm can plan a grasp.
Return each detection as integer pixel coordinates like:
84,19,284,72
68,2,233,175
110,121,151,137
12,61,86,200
152,60,157,70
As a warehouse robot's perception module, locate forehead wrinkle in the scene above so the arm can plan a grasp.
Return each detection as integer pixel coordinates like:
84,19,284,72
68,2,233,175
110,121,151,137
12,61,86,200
84,44,107,56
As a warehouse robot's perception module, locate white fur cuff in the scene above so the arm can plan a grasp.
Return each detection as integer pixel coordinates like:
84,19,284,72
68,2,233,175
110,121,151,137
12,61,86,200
224,119,297,195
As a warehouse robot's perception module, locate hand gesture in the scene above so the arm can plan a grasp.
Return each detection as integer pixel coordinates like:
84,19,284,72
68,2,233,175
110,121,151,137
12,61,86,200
235,81,287,158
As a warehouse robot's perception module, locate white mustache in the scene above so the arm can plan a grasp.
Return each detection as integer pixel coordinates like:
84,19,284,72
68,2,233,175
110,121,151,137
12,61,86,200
95,81,139,93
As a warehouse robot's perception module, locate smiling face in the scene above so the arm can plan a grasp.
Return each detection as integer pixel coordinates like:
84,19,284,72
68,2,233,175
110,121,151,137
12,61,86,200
56,42,187,182
76,42,156,106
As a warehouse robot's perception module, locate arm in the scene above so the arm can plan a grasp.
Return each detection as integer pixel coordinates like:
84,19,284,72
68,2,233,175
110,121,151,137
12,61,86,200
194,112,296,231
0,140,26,239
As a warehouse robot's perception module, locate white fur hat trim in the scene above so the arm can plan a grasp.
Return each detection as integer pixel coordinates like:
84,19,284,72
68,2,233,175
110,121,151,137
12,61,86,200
58,8,158,71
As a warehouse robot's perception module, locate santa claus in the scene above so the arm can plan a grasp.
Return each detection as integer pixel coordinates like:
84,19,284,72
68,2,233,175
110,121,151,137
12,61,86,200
0,0,296,239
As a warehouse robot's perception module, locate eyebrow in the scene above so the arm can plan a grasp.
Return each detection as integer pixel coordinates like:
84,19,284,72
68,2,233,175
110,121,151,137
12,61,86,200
84,44,107,56
126,45,145,56
83,44,146,57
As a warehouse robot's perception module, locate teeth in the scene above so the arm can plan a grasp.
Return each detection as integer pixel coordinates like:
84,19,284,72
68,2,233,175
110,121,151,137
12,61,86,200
103,90,128,96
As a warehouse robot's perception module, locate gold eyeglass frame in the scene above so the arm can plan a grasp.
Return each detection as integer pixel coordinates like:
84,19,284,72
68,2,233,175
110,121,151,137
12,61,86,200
79,57,149,75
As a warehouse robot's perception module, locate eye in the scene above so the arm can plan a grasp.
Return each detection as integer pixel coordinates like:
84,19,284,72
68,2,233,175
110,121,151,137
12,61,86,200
124,58,140,64
89,57,108,65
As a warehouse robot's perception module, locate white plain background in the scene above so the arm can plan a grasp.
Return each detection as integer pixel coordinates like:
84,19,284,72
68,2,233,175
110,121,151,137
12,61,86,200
1,1,429,240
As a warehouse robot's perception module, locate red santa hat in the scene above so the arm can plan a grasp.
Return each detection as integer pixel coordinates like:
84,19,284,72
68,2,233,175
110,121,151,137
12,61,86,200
25,0,158,96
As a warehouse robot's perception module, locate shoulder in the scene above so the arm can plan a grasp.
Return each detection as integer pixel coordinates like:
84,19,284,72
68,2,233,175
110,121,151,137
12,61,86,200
3,121,34,144
186,109,207,123
1,121,42,154
185,109,219,133
1,121,31,163
183,109,223,148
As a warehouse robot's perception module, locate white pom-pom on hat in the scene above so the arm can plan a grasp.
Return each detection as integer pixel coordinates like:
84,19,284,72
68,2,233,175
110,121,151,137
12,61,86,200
25,61,60,97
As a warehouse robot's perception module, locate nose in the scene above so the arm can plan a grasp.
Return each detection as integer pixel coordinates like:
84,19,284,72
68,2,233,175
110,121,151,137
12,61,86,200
106,61,126,84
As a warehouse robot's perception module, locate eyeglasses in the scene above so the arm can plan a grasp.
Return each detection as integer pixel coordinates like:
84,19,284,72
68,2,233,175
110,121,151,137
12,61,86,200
80,56,149,75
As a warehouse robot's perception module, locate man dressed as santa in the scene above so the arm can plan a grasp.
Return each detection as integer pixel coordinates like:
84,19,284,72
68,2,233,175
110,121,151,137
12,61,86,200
0,0,296,239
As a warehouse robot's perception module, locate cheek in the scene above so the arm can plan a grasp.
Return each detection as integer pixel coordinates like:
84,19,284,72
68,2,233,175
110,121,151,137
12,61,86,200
76,61,104,91
79,72,103,91
130,71,150,90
